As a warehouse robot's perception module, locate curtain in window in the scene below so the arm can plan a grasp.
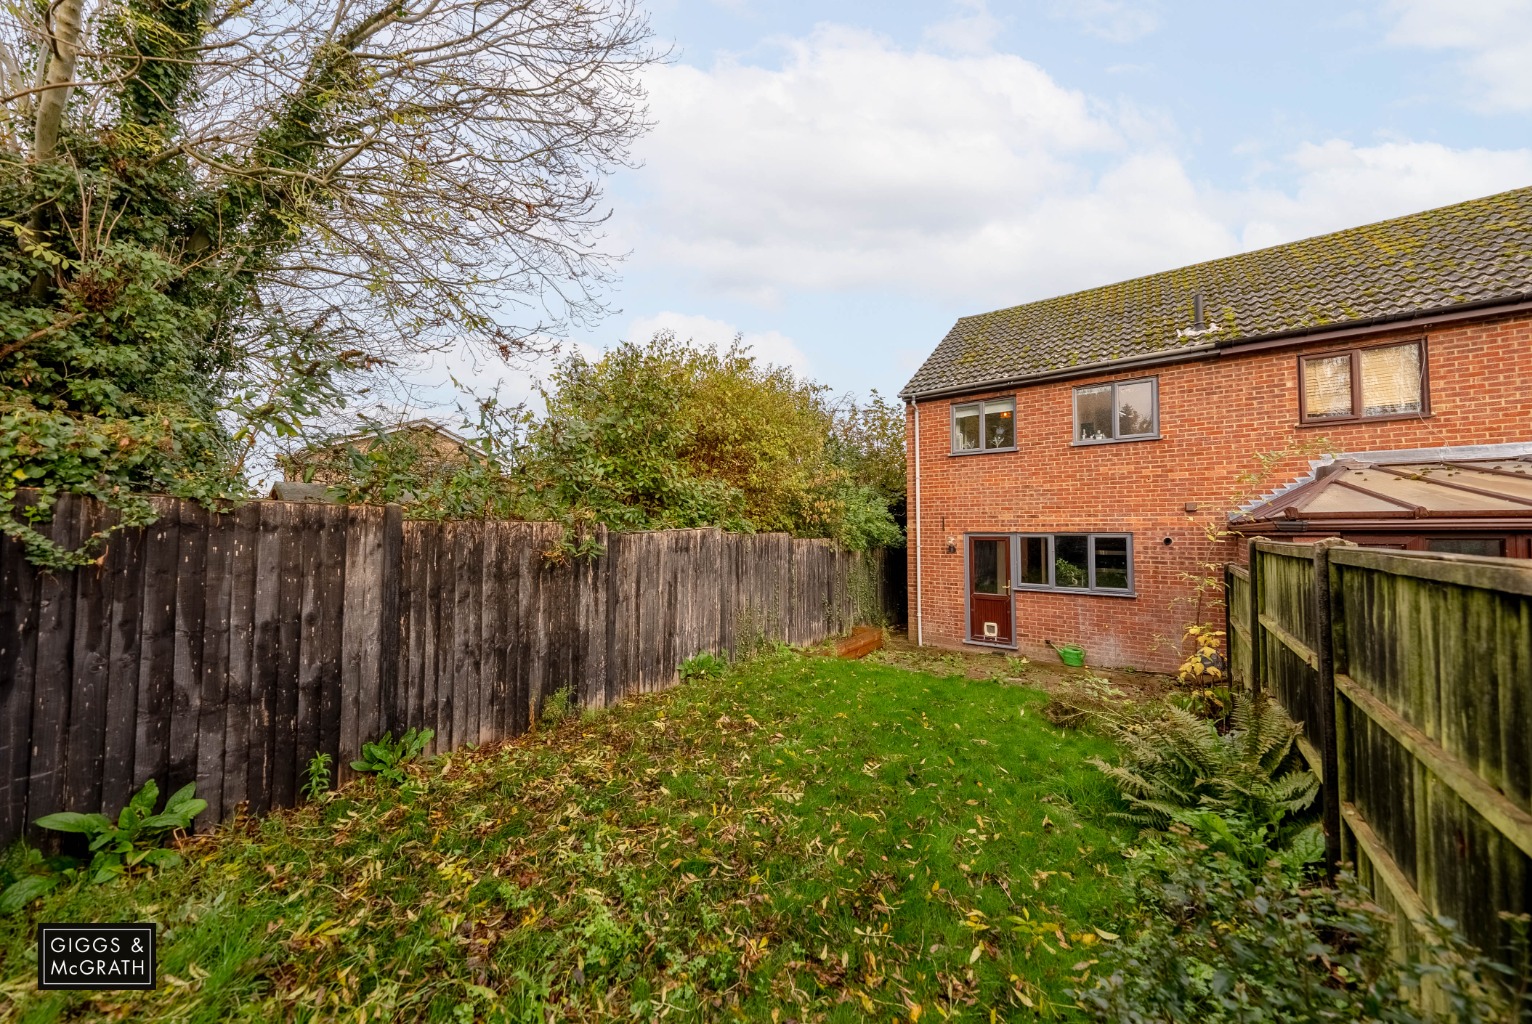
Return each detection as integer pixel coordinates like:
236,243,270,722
1303,354,1352,418
1360,344,1422,416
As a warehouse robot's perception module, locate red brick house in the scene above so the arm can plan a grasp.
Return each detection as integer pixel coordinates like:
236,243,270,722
900,187,1532,672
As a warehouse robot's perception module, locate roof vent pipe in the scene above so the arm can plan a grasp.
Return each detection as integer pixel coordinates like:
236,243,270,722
1192,291,1205,330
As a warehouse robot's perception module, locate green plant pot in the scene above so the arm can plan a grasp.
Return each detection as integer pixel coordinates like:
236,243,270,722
1057,645,1085,667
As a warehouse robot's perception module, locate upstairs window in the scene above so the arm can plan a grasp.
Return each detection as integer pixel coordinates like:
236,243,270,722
952,397,1015,453
1074,377,1159,444
1300,340,1426,423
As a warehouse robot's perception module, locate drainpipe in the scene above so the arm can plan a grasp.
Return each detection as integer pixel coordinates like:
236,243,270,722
913,401,922,646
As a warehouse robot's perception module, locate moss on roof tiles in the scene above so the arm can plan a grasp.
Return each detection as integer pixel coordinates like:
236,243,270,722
901,185,1532,397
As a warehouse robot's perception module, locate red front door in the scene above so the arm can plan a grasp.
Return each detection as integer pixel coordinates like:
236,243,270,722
968,536,1012,644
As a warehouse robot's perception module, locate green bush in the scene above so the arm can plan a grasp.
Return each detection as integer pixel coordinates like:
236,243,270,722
1075,824,1523,1023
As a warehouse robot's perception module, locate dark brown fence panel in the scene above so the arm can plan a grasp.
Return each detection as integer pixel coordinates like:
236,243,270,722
1,497,886,848
1226,563,1251,686
1242,540,1532,966
1331,548,1532,964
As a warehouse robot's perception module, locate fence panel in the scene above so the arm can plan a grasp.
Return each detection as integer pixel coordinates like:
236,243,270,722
0,495,887,847
1226,564,1252,686
1243,539,1532,965
1331,548,1532,963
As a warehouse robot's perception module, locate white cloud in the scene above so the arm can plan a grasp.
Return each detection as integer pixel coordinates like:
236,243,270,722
1383,0,1532,112
634,25,1233,307
923,0,1004,55
1234,140,1532,249
1049,0,1160,43
624,311,811,375
628,19,1532,317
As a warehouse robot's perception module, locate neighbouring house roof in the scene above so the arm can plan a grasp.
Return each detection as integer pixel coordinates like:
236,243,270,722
1235,455,1532,531
901,185,1532,399
269,481,340,503
280,417,475,484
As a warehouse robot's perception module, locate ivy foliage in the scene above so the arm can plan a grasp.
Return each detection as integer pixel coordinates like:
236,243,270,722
2,0,654,566
0,0,375,565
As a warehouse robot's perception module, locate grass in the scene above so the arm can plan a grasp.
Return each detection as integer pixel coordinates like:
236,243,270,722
0,648,1136,1023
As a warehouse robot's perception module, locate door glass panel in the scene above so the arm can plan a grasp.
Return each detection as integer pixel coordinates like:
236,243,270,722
953,406,980,451
1426,537,1504,557
1360,343,1423,416
1092,536,1130,590
1303,355,1353,418
983,400,1015,449
1018,536,1048,585
1075,386,1113,441
1116,381,1156,437
971,539,1003,594
1054,535,1089,589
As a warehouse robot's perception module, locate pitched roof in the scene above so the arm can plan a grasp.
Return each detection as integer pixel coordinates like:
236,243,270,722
1236,456,1532,527
901,186,1532,399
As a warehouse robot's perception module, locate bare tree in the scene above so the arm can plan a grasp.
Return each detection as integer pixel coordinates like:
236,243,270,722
2,0,656,375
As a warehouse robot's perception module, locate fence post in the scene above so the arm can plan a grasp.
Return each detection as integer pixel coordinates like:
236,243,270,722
380,504,403,736
1223,562,1234,685
1246,538,1263,699
1311,537,1343,878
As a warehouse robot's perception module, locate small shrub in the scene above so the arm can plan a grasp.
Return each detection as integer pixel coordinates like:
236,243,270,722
1075,826,1522,1023
1091,693,1318,846
680,651,728,682
1175,624,1234,727
351,729,433,784
539,687,577,728
304,752,333,802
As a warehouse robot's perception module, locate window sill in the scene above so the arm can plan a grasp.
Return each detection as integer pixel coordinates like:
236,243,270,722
1070,434,1161,447
1295,412,1432,428
948,446,1018,457
1013,586,1137,599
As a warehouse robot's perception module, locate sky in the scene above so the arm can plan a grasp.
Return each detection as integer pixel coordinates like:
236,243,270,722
403,0,1532,418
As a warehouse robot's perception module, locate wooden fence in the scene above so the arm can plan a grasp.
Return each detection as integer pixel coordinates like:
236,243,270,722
0,493,892,848
1228,538,1532,963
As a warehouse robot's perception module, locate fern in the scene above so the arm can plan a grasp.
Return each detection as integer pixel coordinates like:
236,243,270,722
1091,692,1318,842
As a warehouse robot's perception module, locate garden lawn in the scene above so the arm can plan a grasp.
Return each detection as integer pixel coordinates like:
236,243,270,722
0,648,1135,1022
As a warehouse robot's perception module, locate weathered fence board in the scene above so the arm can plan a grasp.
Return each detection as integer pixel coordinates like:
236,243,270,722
0,493,893,847
1237,538,1532,965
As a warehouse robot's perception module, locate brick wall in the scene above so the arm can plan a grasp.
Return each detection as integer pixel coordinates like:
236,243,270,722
905,311,1532,672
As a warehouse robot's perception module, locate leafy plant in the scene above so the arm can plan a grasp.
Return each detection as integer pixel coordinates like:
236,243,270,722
1173,625,1234,726
0,844,69,915
679,651,728,682
304,752,333,803
41,780,203,884
539,687,578,728
1076,827,1524,1023
351,729,434,784
1090,693,1318,845
1054,557,1087,589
